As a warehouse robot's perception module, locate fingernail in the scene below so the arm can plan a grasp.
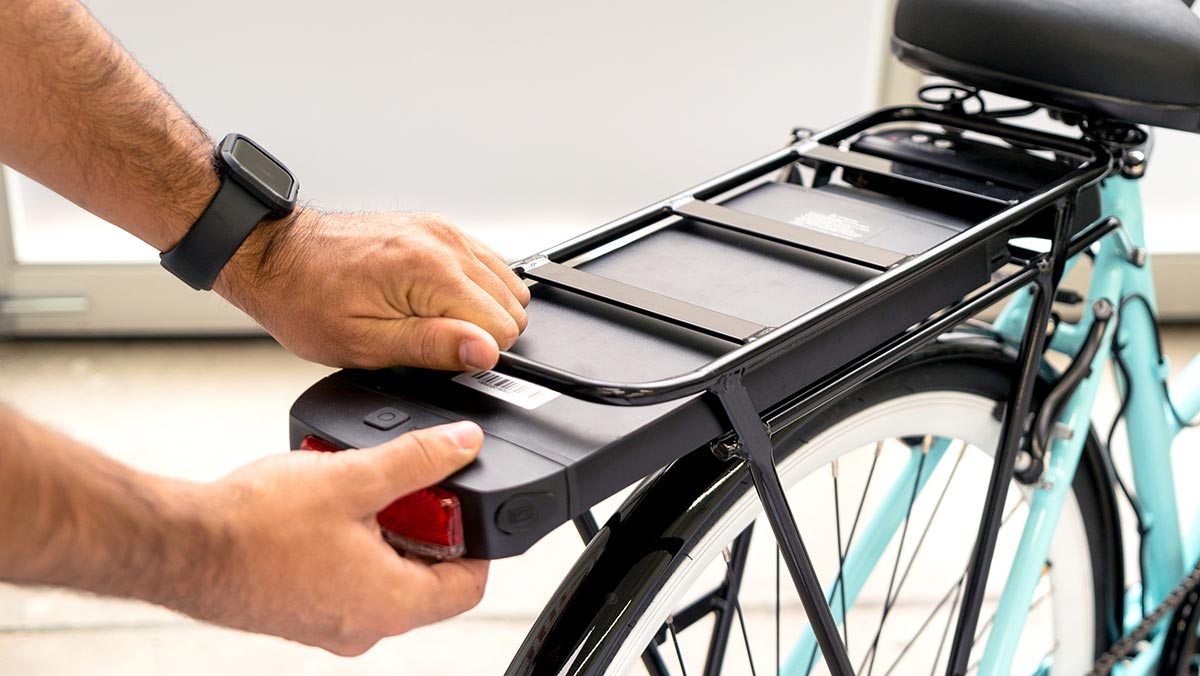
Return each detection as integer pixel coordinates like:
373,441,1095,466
445,421,482,449
459,339,490,370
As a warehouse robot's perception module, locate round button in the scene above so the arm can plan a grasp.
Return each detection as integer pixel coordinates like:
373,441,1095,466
495,492,558,534
933,139,955,149
363,407,411,431
910,133,931,144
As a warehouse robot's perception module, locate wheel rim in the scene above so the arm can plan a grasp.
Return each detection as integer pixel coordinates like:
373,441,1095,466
608,391,1097,675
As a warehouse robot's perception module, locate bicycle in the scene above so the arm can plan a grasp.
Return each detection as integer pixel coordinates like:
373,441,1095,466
288,0,1200,673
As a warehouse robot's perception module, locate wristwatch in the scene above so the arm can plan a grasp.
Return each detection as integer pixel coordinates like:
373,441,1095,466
160,133,299,290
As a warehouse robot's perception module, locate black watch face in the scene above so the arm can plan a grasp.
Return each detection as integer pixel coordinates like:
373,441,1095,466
221,134,298,213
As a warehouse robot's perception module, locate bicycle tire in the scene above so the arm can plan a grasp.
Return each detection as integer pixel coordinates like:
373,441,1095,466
506,332,1124,675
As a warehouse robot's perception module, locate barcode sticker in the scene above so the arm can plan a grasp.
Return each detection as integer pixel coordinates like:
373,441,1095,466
452,370,561,410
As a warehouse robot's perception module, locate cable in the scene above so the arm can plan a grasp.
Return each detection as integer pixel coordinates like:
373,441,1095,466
916,82,1044,122
1106,338,1151,619
917,83,984,115
1102,291,1198,619
980,104,1041,119
1117,293,1200,429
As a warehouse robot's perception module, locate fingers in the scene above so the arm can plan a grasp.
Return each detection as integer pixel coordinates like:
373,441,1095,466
400,217,529,356
399,558,490,629
460,258,529,334
360,315,501,370
347,421,483,512
465,236,531,308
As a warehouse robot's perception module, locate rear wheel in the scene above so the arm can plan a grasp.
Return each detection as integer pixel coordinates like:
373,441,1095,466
507,342,1123,675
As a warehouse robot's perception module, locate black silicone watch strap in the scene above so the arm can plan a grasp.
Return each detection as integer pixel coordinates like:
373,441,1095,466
160,177,273,291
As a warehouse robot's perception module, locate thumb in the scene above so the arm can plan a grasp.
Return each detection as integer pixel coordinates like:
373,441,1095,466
367,317,500,371
348,421,483,512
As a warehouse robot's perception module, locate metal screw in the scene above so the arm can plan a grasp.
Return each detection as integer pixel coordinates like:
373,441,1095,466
1014,451,1033,473
710,435,743,461
790,127,814,143
1051,422,1074,441
1122,150,1147,178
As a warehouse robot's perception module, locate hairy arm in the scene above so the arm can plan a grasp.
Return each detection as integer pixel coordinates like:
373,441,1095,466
0,406,225,603
0,0,529,371
0,406,488,655
0,0,215,251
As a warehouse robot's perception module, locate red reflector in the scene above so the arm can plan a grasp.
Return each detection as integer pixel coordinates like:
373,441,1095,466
377,487,465,560
297,434,465,560
300,435,343,453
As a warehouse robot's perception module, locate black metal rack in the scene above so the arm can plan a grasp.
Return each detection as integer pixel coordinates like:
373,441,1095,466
498,106,1110,406
492,105,1114,675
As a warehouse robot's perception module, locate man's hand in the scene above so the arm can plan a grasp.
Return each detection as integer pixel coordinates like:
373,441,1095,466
187,421,489,656
0,1,531,373
0,408,489,656
215,209,531,371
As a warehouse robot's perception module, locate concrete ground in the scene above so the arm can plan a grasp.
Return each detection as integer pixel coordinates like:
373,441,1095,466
2,326,1199,674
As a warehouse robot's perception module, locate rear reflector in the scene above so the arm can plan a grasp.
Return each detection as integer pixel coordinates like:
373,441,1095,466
297,434,466,560
300,434,343,453
377,487,465,560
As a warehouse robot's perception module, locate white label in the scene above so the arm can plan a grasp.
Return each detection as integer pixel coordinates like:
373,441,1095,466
792,210,873,241
452,370,561,410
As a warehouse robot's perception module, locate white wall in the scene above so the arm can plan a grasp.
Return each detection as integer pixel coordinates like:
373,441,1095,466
14,0,892,263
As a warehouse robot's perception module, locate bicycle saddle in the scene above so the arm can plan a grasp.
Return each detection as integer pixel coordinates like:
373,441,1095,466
892,0,1200,132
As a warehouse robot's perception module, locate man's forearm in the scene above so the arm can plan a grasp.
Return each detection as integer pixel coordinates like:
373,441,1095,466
0,407,227,607
0,406,490,655
0,0,217,252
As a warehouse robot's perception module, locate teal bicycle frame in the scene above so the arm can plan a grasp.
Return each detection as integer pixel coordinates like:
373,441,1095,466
784,176,1200,675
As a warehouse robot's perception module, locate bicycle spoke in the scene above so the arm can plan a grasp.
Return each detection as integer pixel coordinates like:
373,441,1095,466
703,529,755,676
970,562,1047,648
864,441,992,674
877,570,968,676
930,574,966,676
667,617,689,676
881,481,1025,676
833,459,849,651
958,509,1042,675
733,596,759,676
844,442,884,555
861,438,931,676
802,441,884,675
886,443,968,599
860,440,969,671
778,437,1045,676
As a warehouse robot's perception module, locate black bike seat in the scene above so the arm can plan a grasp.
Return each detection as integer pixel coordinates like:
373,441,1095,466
892,0,1200,132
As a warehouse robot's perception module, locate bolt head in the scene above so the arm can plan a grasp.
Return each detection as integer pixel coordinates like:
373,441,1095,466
1123,150,1147,178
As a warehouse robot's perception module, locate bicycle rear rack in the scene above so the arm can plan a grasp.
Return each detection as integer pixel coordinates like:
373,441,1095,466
493,106,1115,675
498,106,1111,407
